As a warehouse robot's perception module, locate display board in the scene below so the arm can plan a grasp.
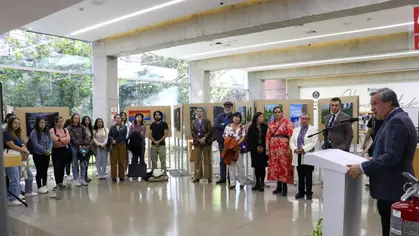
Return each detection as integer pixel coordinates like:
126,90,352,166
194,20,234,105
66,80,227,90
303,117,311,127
125,106,172,137
255,99,314,126
173,104,183,139
183,103,232,140
236,100,255,128
317,96,359,144
15,107,70,141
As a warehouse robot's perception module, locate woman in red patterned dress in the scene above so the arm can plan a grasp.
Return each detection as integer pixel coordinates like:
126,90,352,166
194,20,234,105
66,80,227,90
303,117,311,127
265,106,294,196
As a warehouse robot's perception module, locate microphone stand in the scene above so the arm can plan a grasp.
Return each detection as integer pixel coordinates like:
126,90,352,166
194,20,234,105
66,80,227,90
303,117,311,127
308,121,357,149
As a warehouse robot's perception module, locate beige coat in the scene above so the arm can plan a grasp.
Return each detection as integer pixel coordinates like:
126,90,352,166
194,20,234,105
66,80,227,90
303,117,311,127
289,125,318,166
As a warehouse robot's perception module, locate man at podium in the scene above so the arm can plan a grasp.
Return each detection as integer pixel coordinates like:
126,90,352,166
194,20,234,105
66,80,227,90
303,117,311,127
347,88,417,236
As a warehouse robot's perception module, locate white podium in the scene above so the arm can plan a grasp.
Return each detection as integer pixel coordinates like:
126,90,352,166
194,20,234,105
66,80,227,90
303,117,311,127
305,149,367,236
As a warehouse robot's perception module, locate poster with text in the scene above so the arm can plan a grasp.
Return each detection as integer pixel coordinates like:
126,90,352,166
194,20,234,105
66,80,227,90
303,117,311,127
25,112,59,137
264,104,283,122
290,104,308,128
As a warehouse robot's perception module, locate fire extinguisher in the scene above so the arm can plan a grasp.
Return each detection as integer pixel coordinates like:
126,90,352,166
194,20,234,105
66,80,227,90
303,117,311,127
390,172,419,235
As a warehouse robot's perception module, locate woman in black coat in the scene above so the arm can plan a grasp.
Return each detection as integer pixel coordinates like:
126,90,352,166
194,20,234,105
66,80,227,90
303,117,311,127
247,112,268,191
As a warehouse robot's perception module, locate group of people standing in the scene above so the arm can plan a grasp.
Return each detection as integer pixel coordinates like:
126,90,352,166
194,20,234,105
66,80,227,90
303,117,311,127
191,101,319,199
4,110,168,206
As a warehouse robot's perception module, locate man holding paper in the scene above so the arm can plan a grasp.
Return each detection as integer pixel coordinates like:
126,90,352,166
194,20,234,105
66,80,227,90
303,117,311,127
347,88,417,236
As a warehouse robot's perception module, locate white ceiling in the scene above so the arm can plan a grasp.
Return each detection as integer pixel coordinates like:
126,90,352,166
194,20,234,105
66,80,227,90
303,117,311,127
152,6,412,61
24,0,248,41
0,0,83,35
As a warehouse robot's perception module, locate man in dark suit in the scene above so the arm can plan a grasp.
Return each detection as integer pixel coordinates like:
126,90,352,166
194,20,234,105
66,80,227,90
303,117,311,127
347,88,417,236
191,107,213,183
324,97,354,151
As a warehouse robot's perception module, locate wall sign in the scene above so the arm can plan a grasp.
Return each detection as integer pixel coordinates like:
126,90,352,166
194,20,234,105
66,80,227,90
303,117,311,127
312,91,320,99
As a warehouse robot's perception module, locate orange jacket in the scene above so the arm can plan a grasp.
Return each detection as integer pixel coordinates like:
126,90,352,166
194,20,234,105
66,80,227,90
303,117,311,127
221,137,240,165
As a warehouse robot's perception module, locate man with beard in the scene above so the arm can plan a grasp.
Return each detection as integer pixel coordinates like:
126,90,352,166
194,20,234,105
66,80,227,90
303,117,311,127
149,111,169,174
214,101,234,184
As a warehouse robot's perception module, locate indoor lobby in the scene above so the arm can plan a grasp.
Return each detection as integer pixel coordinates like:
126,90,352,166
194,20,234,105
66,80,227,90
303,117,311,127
2,1,419,236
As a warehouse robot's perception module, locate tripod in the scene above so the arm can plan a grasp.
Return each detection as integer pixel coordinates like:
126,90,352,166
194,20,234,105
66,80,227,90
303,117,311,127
5,175,28,207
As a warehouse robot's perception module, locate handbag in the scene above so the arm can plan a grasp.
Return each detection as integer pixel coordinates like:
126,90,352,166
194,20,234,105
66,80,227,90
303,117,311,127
77,148,90,162
128,163,147,178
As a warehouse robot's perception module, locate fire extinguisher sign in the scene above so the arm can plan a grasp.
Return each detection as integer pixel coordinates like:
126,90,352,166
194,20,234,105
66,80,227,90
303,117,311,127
391,205,419,235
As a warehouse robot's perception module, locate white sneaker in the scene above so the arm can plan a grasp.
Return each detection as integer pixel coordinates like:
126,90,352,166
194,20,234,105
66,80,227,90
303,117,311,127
18,194,26,200
38,187,48,194
75,180,82,187
66,175,73,181
80,179,88,186
25,192,38,197
8,200,23,206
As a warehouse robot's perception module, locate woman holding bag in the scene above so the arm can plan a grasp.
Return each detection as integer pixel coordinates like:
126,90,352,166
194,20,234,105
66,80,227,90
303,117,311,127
265,106,294,196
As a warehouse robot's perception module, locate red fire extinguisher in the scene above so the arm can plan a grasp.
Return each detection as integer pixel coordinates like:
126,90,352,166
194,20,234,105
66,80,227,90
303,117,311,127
390,172,419,235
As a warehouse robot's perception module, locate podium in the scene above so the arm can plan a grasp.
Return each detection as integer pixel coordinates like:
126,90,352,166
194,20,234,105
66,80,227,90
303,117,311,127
305,149,367,236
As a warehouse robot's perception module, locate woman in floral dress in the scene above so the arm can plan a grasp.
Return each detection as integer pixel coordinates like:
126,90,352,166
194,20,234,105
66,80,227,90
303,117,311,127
265,106,294,196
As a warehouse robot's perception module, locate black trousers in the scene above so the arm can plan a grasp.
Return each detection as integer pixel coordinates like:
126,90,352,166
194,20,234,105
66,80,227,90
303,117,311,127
297,154,314,195
52,147,69,185
33,154,51,189
65,146,73,176
377,200,396,236
254,167,266,184
131,146,145,164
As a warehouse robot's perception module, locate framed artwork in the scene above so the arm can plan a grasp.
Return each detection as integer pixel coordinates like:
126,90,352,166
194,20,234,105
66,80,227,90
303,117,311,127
238,106,246,124
290,104,308,128
25,112,59,137
174,107,181,131
264,104,283,122
213,106,224,122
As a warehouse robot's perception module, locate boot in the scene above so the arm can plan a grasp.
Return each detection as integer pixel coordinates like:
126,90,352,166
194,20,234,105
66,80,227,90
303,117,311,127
273,181,283,194
281,183,288,196
259,182,265,192
252,181,260,191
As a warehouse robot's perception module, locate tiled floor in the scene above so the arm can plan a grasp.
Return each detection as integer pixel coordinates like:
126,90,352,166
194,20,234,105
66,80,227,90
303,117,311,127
8,176,382,236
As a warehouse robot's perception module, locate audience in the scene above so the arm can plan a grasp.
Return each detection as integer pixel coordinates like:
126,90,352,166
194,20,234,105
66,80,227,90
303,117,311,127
50,116,71,190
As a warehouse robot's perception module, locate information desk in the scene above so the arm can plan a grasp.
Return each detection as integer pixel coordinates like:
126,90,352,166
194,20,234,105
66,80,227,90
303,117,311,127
4,153,22,167
414,146,419,176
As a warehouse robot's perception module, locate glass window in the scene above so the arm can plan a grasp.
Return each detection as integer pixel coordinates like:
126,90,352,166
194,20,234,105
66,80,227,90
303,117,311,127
210,69,249,102
0,68,93,117
0,30,92,73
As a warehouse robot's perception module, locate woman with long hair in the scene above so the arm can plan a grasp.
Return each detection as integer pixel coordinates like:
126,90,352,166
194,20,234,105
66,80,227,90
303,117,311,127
63,118,73,181
128,113,146,164
120,111,131,172
247,112,268,192
222,112,246,190
81,116,93,182
4,117,35,206
67,114,90,187
109,114,128,182
265,106,294,196
30,117,53,194
50,116,71,191
93,118,109,179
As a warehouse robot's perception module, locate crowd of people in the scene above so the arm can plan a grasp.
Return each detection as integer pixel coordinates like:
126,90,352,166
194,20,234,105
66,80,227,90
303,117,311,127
4,110,168,206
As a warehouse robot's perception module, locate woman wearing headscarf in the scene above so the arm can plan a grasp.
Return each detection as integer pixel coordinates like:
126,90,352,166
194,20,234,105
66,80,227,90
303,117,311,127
247,112,268,192
265,106,294,196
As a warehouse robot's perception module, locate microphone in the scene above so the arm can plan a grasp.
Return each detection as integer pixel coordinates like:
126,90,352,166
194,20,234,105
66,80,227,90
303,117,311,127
337,118,359,124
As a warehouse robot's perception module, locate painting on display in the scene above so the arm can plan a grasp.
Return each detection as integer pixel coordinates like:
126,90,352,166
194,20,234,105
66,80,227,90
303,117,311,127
264,104,283,122
290,104,308,128
128,110,152,123
213,106,224,122
321,102,354,124
238,106,246,124
174,108,181,131
190,107,207,123
25,112,59,137
246,107,252,123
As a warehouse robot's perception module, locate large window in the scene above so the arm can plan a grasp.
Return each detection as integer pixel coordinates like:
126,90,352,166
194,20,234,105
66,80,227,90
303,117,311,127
118,53,189,110
0,30,93,117
210,70,249,102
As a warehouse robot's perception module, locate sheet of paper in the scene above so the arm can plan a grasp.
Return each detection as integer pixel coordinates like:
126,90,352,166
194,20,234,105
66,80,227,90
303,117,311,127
307,149,367,166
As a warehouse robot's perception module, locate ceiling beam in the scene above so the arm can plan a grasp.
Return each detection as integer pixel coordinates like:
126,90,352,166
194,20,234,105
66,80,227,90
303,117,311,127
97,0,419,57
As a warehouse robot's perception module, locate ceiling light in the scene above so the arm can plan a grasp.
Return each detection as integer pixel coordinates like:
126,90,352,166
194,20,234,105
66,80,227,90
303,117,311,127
183,22,413,59
246,50,419,71
70,0,186,36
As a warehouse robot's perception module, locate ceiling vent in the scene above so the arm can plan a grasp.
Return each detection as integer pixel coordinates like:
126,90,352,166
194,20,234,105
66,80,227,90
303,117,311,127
306,30,317,34
91,0,105,6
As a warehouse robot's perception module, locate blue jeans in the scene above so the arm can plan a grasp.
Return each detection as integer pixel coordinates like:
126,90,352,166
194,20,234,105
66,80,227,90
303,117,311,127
5,167,20,201
71,145,86,180
95,147,108,177
18,166,34,194
218,142,226,181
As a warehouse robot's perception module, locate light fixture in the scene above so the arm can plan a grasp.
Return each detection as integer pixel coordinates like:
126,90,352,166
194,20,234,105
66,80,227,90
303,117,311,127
182,22,413,59
246,50,419,71
70,0,186,36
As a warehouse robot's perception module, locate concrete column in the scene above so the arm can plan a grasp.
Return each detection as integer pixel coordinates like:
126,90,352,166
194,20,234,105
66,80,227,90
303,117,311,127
264,79,286,100
93,43,118,126
248,72,264,100
286,79,300,99
189,62,210,103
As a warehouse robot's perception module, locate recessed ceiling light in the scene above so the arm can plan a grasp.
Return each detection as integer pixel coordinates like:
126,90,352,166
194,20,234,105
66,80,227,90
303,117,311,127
91,0,104,6
70,0,186,36
306,30,317,34
182,22,413,59
246,50,419,71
